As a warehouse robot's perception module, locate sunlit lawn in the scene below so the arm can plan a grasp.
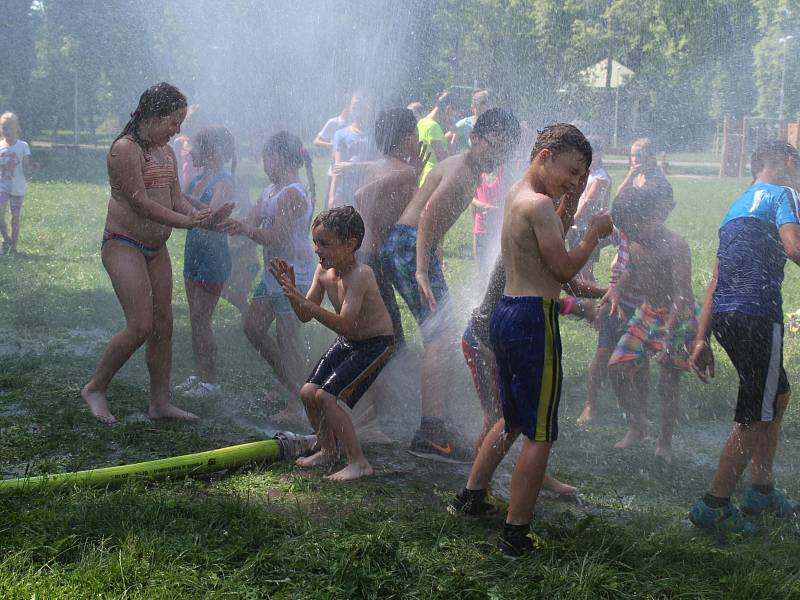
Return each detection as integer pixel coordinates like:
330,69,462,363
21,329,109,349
1,151,800,598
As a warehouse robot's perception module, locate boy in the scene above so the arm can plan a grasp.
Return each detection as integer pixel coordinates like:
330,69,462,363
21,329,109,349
270,206,395,482
449,124,611,558
381,107,521,461
689,141,800,532
606,187,696,464
354,107,428,344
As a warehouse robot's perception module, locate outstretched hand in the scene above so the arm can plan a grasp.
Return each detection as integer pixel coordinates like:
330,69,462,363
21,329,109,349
598,286,625,320
198,202,235,230
690,339,715,383
269,258,297,288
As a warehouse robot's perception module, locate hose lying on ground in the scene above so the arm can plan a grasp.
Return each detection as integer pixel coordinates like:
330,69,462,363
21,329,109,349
0,431,317,492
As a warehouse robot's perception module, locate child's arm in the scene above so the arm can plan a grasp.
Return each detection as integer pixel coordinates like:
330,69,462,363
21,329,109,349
531,198,613,283
779,222,800,265
236,190,306,246
573,178,608,223
169,158,234,231
690,259,718,383
270,260,325,323
415,174,471,307
110,139,209,229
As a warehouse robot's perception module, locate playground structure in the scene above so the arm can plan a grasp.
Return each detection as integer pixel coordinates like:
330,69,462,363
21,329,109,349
719,115,800,177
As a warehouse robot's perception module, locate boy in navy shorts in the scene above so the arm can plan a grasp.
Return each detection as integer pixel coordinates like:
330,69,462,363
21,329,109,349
690,141,800,532
270,206,395,482
449,124,612,558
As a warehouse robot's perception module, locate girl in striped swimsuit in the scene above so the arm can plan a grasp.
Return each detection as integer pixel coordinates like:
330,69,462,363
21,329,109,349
82,83,233,425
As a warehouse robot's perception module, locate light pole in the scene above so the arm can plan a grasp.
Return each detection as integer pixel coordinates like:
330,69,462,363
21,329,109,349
779,35,793,120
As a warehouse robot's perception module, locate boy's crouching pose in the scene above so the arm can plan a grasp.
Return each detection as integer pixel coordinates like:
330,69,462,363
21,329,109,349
270,206,395,482
449,124,612,558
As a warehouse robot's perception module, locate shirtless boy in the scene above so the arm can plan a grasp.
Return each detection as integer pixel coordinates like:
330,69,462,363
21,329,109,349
449,124,612,558
381,107,521,461
354,107,427,343
270,206,395,482
607,186,696,464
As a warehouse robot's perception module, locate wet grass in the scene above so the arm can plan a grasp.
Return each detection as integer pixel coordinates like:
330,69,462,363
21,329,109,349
1,162,800,597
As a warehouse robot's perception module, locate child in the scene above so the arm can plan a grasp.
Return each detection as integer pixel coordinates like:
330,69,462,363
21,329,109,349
220,181,261,316
416,91,464,187
0,112,32,254
330,95,376,208
270,206,395,482
471,166,507,282
607,186,696,464
567,137,611,281
82,82,233,425
313,93,353,210
459,254,605,500
231,131,316,423
178,126,237,397
382,107,521,462
617,137,674,220
449,124,611,558
689,141,800,532
354,107,427,343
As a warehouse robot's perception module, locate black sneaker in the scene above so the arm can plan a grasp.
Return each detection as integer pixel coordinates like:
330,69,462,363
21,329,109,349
497,524,534,559
447,488,499,517
407,428,473,464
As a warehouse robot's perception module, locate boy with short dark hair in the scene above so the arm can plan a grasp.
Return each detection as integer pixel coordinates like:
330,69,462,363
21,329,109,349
381,107,522,462
607,186,696,463
270,206,395,482
689,141,800,531
449,124,612,558
354,107,427,344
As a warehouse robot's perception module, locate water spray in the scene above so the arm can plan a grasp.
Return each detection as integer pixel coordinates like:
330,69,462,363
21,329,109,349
0,431,317,493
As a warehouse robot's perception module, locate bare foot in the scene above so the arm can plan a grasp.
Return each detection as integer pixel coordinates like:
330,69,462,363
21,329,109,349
296,450,336,468
576,404,593,425
82,383,117,425
542,475,577,495
654,441,673,464
324,461,374,482
147,403,199,421
613,427,645,449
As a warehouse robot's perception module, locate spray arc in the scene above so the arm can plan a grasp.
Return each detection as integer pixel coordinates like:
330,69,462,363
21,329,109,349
0,432,317,492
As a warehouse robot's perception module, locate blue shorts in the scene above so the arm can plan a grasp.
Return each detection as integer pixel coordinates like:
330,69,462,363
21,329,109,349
253,276,310,315
489,296,562,442
380,224,451,343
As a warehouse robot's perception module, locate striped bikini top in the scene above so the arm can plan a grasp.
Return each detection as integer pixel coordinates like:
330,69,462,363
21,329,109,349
141,145,176,189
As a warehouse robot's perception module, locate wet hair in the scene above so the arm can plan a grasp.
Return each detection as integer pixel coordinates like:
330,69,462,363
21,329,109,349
472,89,491,108
751,140,800,177
0,112,19,134
407,102,424,121
375,108,417,156
529,122,592,167
473,107,522,148
630,137,657,166
263,130,316,206
311,206,365,250
192,126,237,176
115,82,187,147
611,186,660,239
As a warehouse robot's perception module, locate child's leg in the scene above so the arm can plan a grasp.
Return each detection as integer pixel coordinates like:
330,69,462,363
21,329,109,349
185,281,221,384
466,419,519,490
506,438,552,525
0,194,9,244
317,389,373,482
708,422,767,498
655,366,681,463
9,198,22,250
578,347,612,424
145,249,197,420
82,243,156,424
751,391,790,486
610,361,647,448
296,383,337,467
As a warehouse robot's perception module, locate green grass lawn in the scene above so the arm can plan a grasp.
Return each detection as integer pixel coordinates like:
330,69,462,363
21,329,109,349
1,155,800,598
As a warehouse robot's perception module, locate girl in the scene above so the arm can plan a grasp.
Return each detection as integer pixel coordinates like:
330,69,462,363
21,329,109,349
0,112,32,254
81,82,233,425
232,131,316,423
178,126,237,396
616,137,674,220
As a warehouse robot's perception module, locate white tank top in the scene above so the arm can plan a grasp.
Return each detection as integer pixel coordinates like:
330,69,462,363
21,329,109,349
258,182,316,283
